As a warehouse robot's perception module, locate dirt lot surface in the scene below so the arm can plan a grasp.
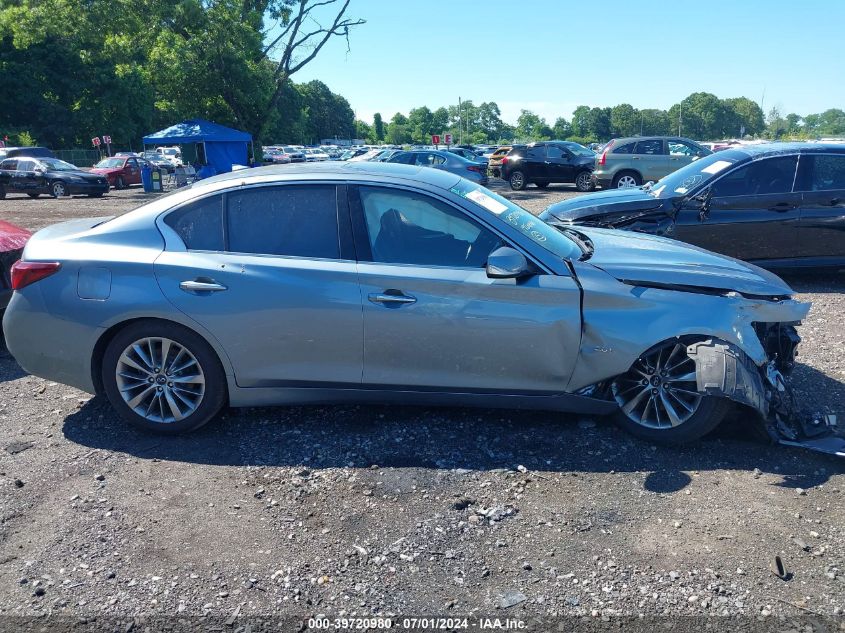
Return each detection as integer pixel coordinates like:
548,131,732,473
1,179,844,625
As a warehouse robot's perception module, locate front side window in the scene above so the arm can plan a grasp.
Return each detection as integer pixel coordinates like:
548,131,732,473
634,139,664,155
227,185,339,259
164,195,225,251
710,155,798,197
358,186,499,268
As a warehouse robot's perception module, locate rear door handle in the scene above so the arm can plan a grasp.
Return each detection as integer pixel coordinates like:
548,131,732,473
368,292,416,305
180,279,228,293
768,202,796,212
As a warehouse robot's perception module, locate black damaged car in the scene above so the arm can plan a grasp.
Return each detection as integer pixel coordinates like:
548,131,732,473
0,156,109,199
541,143,845,270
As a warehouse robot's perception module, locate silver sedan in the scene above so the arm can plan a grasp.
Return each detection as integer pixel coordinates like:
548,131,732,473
2,163,823,450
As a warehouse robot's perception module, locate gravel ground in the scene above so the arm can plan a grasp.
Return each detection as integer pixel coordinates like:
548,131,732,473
1,179,844,626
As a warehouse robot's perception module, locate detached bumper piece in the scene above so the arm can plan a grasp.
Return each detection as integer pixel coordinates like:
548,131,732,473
688,339,845,458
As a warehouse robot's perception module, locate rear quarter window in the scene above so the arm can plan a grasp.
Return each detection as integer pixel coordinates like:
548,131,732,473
164,195,225,251
611,142,635,154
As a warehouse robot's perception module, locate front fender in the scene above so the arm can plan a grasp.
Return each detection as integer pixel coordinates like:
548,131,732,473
566,262,810,392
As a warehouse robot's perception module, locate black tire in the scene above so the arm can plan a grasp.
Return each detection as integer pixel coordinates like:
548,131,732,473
611,170,642,189
0,186,6,199
609,338,732,445
534,181,550,189
50,180,67,198
575,170,595,192
612,396,731,445
509,170,527,191
28,193,40,199
102,320,227,434
115,176,126,190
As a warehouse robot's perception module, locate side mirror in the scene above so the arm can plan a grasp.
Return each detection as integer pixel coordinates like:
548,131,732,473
486,246,533,279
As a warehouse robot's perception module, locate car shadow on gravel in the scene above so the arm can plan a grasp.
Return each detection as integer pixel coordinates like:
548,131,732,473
0,336,26,383
61,371,844,490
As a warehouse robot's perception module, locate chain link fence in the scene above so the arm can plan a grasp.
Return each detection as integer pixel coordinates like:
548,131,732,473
54,149,102,167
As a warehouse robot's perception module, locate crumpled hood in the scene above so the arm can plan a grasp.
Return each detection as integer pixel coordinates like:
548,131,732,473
579,226,795,297
541,188,666,224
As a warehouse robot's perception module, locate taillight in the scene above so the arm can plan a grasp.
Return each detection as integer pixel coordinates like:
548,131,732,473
501,156,508,166
10,261,61,290
467,165,482,173
598,150,608,166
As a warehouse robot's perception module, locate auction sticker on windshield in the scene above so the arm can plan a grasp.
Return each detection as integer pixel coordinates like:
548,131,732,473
460,189,508,215
701,160,733,175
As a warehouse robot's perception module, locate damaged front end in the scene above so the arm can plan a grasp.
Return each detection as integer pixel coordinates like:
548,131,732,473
688,338,844,458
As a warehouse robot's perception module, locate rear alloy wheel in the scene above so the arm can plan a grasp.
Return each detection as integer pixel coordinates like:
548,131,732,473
50,181,67,198
115,176,126,190
509,170,527,191
613,171,641,189
534,181,550,189
575,171,594,192
611,339,730,444
102,321,226,434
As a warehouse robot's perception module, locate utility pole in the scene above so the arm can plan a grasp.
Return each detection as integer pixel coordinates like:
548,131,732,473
640,111,644,135
678,101,682,136
458,97,463,145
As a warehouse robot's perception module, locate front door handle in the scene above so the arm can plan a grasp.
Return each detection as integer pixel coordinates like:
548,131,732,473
180,279,228,293
768,202,795,212
368,292,416,305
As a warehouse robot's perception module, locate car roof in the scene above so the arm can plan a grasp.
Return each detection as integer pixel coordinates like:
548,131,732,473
729,142,845,156
198,160,459,190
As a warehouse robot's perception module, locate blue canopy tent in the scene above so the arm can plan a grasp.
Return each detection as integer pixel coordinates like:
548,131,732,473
142,119,253,175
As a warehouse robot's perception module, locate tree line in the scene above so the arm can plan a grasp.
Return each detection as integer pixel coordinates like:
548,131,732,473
363,95,845,146
2,0,843,150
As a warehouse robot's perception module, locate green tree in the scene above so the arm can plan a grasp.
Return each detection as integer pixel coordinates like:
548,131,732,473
668,92,727,140
408,106,435,143
610,103,639,137
373,112,384,142
638,109,670,136
515,110,552,141
552,117,571,139
723,97,764,137
570,105,592,138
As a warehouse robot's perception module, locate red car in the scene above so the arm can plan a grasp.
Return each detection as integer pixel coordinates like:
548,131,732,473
88,156,147,189
0,220,31,310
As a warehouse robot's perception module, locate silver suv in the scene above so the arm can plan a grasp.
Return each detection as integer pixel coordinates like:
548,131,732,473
593,136,711,189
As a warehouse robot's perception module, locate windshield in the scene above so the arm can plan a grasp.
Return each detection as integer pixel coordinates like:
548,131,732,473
95,158,125,168
450,181,583,261
283,147,297,153
37,158,78,171
561,142,595,157
649,149,748,198
162,149,178,156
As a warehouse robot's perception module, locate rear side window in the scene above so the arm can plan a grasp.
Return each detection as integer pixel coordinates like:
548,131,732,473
526,145,546,160
227,185,339,258
795,154,845,192
165,195,225,251
634,139,664,155
611,142,635,154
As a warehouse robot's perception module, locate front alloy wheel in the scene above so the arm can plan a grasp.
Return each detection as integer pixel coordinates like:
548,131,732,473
610,339,730,444
509,170,527,191
51,181,67,197
575,171,594,192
